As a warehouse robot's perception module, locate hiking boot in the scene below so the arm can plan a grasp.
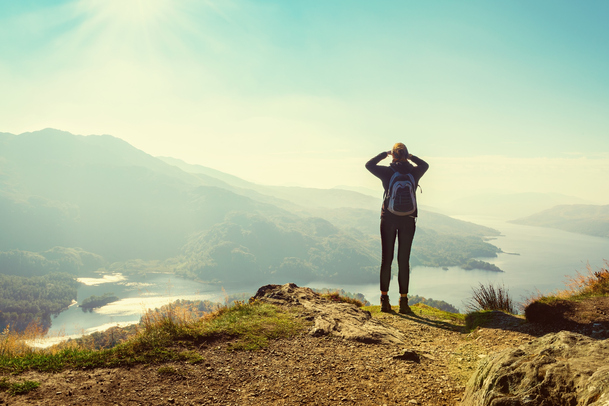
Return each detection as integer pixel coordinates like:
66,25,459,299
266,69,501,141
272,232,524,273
399,297,413,314
380,295,391,312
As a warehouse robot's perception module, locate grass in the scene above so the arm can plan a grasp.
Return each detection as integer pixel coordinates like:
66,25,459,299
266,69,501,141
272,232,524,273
320,291,365,307
524,260,609,307
0,322,48,358
466,283,515,314
0,300,305,375
522,261,609,322
464,310,496,331
157,366,182,376
365,302,466,332
0,377,40,396
410,303,466,324
8,380,40,395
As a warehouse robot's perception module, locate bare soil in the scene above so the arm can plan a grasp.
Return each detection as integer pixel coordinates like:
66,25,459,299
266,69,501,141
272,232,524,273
3,296,609,406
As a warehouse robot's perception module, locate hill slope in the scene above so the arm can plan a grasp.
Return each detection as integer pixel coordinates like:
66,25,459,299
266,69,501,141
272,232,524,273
443,192,591,219
510,204,609,238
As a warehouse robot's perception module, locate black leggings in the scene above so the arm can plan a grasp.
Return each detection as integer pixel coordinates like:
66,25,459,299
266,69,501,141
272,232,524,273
380,215,416,294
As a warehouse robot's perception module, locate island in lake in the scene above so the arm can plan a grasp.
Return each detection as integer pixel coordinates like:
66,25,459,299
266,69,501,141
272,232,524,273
79,293,119,312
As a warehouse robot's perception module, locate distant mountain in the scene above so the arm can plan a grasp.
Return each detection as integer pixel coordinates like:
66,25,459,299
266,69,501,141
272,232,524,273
1,129,504,285
510,204,609,238
0,129,282,260
442,192,591,219
157,156,380,211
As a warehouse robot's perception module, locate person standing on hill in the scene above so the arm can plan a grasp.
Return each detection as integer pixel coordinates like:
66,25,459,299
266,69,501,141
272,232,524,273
365,143,429,313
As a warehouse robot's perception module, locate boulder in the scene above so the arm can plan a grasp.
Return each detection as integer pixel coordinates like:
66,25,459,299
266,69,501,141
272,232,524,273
252,283,405,345
463,331,609,406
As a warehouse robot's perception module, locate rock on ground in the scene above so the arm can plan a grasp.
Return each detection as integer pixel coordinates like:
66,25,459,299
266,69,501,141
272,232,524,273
252,283,405,345
463,330,609,406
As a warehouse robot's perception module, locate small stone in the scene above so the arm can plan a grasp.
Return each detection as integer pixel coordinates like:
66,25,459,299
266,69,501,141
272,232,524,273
56,392,62,395
394,350,420,363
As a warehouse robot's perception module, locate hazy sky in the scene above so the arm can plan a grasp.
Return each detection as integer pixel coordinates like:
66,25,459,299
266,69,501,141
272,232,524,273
2,0,608,206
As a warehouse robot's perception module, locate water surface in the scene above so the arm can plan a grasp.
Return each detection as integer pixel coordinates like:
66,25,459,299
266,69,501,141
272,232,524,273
311,216,609,312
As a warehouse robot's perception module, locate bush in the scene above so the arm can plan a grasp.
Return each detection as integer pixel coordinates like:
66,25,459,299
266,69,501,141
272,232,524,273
569,262,609,297
466,283,515,314
522,261,609,310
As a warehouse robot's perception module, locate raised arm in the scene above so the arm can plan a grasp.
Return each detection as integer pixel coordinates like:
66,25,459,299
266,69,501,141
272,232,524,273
365,151,391,179
408,155,429,180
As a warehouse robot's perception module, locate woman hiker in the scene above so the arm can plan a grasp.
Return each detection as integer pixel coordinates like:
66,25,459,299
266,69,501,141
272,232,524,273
365,143,429,313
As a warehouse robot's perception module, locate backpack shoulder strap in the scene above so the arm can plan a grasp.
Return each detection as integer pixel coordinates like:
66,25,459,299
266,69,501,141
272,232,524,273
383,168,400,200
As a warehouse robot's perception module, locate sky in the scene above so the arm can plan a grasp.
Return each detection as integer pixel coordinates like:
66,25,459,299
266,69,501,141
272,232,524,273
1,0,609,208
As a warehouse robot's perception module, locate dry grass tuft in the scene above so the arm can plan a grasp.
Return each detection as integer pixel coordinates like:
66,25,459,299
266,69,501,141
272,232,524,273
466,283,515,314
0,321,47,358
522,260,609,308
320,291,365,307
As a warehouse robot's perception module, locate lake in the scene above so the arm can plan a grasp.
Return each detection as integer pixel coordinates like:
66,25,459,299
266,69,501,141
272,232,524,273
37,216,609,345
37,274,231,347
310,216,609,312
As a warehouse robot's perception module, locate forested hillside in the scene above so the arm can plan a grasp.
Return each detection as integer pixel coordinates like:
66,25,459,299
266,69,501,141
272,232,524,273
0,248,104,276
0,273,77,331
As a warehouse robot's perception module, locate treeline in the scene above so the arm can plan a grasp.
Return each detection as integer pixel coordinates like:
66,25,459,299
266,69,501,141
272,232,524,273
407,295,460,313
142,299,220,323
69,324,139,350
461,259,502,272
412,229,502,271
79,293,119,311
0,273,78,331
0,247,104,277
160,212,379,286
108,213,504,286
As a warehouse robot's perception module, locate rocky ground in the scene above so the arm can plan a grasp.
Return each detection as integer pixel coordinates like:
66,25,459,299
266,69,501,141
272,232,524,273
2,285,609,406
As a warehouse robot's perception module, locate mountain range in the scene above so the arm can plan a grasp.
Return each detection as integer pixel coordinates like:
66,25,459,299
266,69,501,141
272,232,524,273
0,129,503,287
442,192,592,219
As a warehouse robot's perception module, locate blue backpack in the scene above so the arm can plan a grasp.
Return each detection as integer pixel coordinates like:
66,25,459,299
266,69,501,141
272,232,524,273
385,170,417,216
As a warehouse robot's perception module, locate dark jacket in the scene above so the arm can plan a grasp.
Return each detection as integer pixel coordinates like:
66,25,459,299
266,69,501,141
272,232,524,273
365,152,429,217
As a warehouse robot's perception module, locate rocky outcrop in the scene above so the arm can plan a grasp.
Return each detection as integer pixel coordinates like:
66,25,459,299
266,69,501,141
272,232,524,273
252,283,405,345
463,331,609,406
